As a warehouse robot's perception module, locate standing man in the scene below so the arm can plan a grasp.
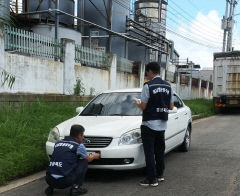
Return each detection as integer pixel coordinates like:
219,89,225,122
45,124,100,196
136,62,174,187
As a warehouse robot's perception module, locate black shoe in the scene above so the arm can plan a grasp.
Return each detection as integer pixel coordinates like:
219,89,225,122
70,186,88,196
139,179,158,187
45,186,54,196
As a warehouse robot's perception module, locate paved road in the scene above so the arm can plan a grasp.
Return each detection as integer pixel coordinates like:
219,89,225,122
1,114,240,196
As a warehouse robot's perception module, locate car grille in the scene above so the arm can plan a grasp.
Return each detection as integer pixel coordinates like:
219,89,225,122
83,136,112,148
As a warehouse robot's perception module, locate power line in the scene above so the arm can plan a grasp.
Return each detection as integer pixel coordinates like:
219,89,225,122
103,0,222,49
167,16,222,47
167,3,222,39
167,11,223,45
166,23,222,49
168,0,221,34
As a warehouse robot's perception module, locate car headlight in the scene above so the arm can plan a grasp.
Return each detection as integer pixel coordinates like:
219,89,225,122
48,127,60,143
119,129,142,145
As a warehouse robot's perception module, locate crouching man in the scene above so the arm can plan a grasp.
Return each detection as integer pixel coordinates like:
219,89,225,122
45,124,100,196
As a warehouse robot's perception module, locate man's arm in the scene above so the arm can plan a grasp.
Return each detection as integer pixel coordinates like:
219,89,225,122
136,84,149,111
77,144,100,162
136,100,147,111
169,87,174,110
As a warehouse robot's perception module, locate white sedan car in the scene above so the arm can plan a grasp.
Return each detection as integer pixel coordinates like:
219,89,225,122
46,89,192,170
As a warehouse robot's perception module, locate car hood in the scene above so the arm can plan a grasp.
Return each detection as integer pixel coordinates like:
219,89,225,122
57,116,142,138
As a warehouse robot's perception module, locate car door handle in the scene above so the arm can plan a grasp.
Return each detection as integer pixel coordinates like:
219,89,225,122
184,113,187,115
175,117,179,120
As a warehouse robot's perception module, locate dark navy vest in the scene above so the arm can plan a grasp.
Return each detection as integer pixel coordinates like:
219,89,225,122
142,77,172,121
47,136,81,177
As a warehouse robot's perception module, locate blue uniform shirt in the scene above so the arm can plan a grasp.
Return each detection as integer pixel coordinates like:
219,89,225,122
77,143,88,159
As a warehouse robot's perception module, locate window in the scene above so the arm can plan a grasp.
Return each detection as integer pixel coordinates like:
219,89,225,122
173,94,183,108
81,92,142,116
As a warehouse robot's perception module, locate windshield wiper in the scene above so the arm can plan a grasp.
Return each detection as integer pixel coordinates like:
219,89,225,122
81,113,98,116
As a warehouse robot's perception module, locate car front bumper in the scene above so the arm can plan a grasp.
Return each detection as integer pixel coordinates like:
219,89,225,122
46,138,145,170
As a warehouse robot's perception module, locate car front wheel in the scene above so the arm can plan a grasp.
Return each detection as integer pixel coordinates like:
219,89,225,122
179,126,191,152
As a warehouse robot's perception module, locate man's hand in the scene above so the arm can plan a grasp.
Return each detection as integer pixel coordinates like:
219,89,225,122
85,153,100,162
136,99,147,111
169,102,174,110
135,99,141,106
93,153,100,159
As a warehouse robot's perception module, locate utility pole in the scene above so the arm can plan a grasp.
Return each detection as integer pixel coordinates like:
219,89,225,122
222,0,229,52
222,0,237,52
55,0,59,40
107,0,112,53
227,0,237,52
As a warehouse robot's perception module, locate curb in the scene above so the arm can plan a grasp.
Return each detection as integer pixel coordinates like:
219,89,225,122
192,115,201,121
0,171,45,194
0,115,212,194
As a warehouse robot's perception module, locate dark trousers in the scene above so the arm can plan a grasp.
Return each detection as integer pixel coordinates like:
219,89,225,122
141,125,165,182
46,160,88,189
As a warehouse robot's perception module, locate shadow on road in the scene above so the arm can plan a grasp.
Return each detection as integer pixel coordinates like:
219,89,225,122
85,151,178,183
219,107,240,115
86,169,143,183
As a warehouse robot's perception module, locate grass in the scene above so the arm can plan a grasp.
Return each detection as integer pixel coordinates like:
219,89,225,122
0,102,80,185
183,99,219,118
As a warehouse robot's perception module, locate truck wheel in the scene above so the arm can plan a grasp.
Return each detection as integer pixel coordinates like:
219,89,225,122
179,126,191,152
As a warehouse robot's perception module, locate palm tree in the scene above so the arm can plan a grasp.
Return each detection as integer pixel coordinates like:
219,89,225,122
0,0,15,89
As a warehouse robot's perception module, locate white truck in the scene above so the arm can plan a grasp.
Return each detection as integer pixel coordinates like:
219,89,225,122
213,51,240,109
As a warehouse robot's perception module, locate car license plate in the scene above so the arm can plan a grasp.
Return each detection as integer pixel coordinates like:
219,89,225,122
229,100,238,104
87,151,99,156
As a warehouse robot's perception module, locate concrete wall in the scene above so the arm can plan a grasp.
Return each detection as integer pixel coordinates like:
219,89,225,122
116,73,139,90
175,83,213,100
0,25,213,99
0,53,63,94
0,52,141,95
74,65,109,95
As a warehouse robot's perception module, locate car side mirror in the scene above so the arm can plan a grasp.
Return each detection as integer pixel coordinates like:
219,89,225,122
169,106,177,114
76,106,84,114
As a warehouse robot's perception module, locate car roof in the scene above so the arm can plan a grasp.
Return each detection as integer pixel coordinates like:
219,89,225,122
102,88,142,93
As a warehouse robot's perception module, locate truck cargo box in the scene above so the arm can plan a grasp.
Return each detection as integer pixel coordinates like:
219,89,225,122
213,51,240,108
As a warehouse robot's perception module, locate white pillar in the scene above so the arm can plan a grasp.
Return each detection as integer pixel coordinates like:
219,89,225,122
189,76,192,99
109,53,117,90
61,38,76,95
177,73,180,96
198,78,202,98
206,81,209,99
139,62,145,88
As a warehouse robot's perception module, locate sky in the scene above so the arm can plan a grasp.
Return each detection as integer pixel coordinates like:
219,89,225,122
166,0,240,69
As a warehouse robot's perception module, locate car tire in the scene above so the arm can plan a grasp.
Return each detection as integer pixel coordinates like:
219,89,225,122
179,126,191,152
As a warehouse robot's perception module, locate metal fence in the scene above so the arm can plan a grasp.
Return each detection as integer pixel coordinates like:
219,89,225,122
75,45,109,69
4,25,62,59
117,56,134,74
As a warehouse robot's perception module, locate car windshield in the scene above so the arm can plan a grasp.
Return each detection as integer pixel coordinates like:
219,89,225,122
80,92,142,116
